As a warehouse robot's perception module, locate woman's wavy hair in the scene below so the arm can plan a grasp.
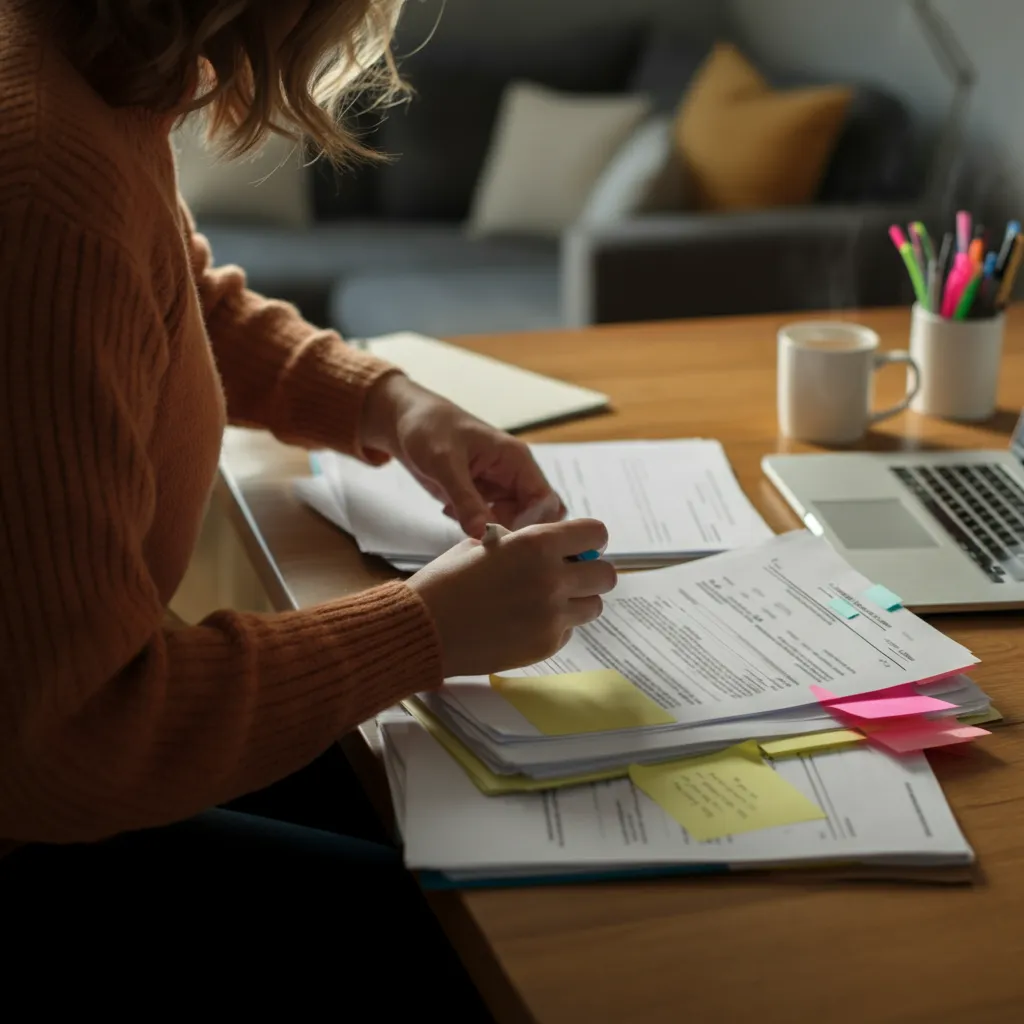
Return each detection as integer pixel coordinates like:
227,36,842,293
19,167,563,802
55,0,408,161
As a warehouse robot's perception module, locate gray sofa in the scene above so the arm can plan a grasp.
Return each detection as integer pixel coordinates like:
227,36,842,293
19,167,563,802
200,22,932,338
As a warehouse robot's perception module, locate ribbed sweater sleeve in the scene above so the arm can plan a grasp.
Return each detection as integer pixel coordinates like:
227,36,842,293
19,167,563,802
182,204,396,460
0,202,443,843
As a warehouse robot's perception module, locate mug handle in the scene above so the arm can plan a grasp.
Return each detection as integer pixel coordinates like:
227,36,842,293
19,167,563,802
869,350,921,424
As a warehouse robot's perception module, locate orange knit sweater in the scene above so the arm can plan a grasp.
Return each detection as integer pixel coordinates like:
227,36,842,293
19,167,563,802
0,4,442,846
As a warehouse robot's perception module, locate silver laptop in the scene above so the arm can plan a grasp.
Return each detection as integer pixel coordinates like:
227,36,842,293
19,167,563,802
762,411,1024,612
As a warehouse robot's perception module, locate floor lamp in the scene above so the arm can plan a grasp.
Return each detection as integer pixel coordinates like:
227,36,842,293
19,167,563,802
910,0,976,207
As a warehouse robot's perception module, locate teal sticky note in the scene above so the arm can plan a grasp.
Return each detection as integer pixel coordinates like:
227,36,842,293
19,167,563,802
309,453,323,476
864,583,903,612
828,597,859,619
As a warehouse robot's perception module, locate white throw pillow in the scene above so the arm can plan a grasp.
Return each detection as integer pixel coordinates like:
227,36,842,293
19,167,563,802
579,117,688,225
468,82,651,238
173,119,312,229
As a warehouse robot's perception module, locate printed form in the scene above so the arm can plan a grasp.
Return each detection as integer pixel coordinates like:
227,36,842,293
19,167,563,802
436,532,977,738
316,440,772,565
387,723,974,875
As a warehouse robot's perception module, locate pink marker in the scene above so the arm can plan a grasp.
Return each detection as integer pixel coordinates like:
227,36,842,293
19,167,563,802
956,210,972,254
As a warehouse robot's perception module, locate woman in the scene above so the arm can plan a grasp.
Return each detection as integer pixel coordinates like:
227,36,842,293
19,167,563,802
0,0,616,999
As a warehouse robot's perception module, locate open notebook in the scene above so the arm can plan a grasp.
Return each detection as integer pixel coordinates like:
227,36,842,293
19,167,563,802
359,332,610,432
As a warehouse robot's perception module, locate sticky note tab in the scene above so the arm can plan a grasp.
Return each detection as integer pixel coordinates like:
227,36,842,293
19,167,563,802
959,706,1003,727
760,729,866,758
629,741,826,841
402,700,625,795
490,669,675,736
828,597,859,619
864,583,903,611
864,721,990,755
810,684,840,703
826,694,958,720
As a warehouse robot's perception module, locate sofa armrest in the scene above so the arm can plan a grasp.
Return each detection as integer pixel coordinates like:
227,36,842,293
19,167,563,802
562,204,939,325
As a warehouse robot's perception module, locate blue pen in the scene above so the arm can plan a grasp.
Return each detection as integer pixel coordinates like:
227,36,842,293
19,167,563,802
997,221,1021,275
482,523,600,562
978,251,1000,317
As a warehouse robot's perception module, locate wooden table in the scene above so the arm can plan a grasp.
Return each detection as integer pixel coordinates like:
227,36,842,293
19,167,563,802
218,308,1024,1024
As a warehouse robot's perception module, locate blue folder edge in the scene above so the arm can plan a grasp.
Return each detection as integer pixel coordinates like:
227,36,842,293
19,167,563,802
418,863,729,891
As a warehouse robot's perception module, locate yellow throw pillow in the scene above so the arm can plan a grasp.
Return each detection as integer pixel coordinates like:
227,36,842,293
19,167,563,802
674,43,852,212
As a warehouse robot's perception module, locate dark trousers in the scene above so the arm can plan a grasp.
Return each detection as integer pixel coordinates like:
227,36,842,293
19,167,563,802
1,746,493,1018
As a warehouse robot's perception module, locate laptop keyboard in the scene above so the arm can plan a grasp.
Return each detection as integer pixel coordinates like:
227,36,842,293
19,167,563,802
892,464,1024,583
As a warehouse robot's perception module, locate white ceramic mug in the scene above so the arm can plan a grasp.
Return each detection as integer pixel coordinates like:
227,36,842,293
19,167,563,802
909,304,1005,421
777,321,921,445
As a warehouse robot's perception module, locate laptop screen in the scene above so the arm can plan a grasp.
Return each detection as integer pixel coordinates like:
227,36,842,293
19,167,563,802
1012,411,1024,462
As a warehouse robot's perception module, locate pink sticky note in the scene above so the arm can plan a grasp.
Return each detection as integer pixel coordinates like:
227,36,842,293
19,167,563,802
810,685,839,703
867,722,990,755
826,695,958,720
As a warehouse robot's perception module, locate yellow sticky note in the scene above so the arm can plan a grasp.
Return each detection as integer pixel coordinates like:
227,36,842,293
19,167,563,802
629,741,826,841
490,669,675,736
760,729,866,759
959,705,1003,728
402,700,626,795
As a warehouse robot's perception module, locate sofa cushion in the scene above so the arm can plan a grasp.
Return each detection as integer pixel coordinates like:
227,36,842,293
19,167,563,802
675,43,852,212
330,266,561,339
468,83,651,238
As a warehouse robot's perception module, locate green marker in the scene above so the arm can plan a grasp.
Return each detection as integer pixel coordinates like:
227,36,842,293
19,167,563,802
889,226,929,308
912,221,936,266
953,271,983,320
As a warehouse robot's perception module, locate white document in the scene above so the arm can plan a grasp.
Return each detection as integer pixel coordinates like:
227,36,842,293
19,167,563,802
316,440,773,567
433,531,978,746
293,476,423,573
363,332,609,433
388,723,974,875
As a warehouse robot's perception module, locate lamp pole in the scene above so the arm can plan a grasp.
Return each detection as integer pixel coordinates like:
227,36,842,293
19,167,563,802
910,0,976,207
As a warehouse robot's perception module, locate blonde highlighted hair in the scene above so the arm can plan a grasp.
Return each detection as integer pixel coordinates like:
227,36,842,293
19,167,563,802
54,0,408,161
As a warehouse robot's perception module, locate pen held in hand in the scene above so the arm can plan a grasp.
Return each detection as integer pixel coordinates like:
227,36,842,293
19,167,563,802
481,522,600,563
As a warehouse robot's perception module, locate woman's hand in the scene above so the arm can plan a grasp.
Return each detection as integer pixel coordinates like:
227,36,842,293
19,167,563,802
360,372,566,539
408,520,617,677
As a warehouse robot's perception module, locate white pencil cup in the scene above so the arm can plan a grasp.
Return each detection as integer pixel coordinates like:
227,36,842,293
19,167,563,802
908,304,1005,421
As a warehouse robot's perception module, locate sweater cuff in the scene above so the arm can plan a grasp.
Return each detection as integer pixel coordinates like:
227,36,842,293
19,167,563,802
286,580,445,721
279,333,400,463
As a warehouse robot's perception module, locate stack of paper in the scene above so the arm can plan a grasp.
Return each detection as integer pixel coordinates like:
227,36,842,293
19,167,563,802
413,532,989,783
297,439,774,571
379,712,976,888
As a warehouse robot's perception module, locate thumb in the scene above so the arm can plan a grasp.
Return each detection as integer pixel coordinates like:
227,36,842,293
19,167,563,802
432,463,491,539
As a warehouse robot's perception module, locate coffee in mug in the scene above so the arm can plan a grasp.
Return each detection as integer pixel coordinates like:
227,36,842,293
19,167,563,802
777,322,921,445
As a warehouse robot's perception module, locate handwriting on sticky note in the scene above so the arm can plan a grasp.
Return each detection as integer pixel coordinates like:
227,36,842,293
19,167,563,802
827,694,958,720
828,597,859,619
864,583,903,611
865,720,990,755
760,729,866,759
490,669,675,736
629,741,826,841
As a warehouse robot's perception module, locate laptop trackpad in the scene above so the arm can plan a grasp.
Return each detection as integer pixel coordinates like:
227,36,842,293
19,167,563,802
813,499,939,550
